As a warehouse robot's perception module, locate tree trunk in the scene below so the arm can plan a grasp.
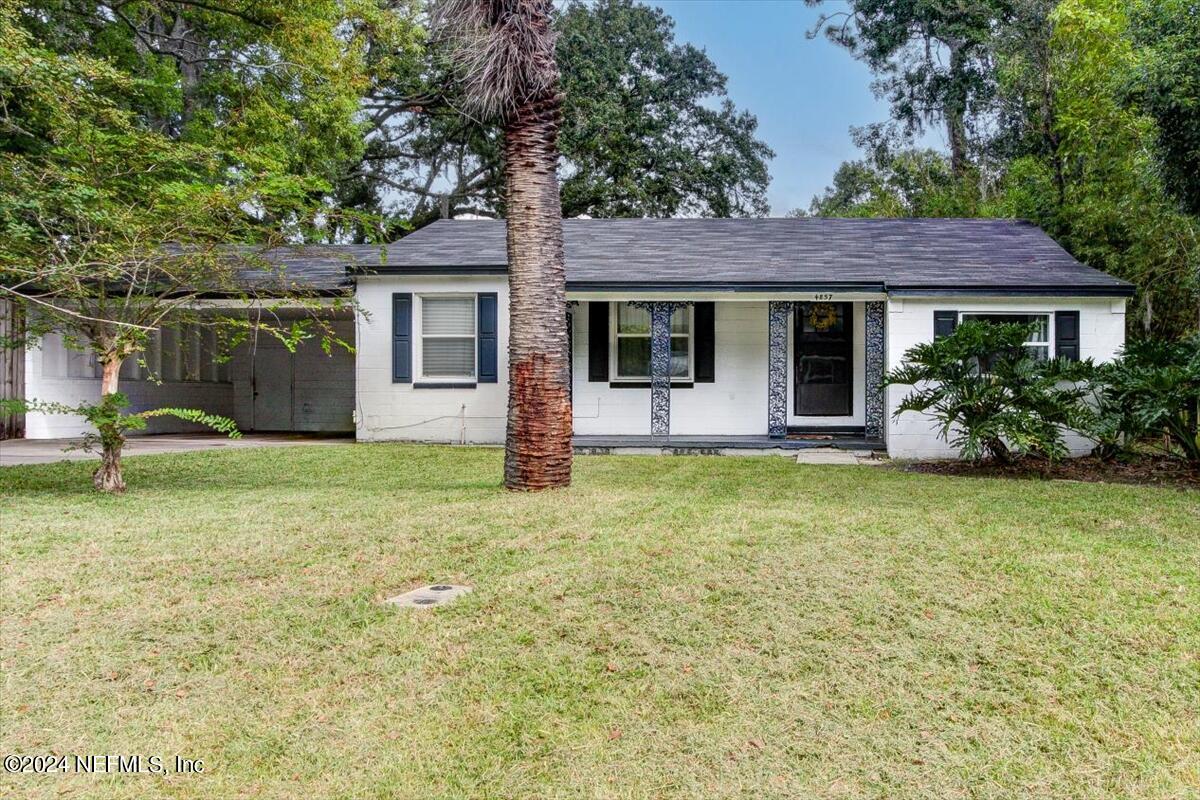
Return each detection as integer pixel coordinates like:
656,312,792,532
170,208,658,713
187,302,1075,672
946,44,969,180
93,356,126,494
501,92,573,491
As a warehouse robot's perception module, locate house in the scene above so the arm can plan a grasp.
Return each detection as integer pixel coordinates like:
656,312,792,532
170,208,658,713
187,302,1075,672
10,218,1133,459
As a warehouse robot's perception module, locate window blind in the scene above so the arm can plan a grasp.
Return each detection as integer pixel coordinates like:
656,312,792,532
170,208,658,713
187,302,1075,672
422,297,475,336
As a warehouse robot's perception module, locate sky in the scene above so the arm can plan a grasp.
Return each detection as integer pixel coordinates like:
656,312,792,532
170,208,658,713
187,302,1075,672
651,0,946,216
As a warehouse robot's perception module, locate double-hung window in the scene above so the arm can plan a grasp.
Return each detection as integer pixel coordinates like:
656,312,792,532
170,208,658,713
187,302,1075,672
960,312,1051,361
419,295,476,381
611,302,692,382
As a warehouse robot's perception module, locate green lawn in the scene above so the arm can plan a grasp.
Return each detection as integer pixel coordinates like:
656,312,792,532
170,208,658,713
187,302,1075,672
2,445,1198,799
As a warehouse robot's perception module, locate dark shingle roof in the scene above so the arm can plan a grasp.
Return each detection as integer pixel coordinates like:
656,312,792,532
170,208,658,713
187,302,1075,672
274,218,1134,295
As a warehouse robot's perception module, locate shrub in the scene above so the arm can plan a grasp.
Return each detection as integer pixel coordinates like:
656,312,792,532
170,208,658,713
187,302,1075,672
1085,334,1200,463
885,321,1093,462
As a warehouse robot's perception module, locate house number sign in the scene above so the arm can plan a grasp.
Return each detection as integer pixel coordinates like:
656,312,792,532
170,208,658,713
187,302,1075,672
812,293,834,302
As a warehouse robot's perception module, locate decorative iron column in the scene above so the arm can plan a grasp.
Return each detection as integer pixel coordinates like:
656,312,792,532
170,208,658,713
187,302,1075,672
632,301,690,437
628,302,696,438
767,301,793,438
648,303,673,436
864,300,886,441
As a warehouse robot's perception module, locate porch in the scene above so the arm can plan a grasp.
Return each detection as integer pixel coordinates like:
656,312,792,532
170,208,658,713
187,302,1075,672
568,296,889,442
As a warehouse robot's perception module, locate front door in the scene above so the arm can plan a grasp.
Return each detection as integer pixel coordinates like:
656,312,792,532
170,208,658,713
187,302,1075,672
794,302,853,417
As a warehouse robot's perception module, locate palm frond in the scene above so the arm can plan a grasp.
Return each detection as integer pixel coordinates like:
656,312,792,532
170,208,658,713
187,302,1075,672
430,0,560,121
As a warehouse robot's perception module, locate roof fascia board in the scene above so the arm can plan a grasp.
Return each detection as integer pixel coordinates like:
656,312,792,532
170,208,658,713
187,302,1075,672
185,296,352,307
888,286,1135,298
567,290,888,302
566,281,885,293
347,268,1134,299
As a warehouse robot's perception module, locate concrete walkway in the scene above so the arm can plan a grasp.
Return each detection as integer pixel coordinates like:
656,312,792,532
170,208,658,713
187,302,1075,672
0,433,352,467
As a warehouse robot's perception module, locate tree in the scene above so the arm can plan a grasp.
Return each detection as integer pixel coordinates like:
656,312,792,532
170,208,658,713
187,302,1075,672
0,3,397,491
349,0,772,225
1002,0,1199,337
555,0,772,218
987,0,1065,207
432,0,572,490
806,0,1014,179
1127,0,1200,217
799,127,976,217
811,0,1200,337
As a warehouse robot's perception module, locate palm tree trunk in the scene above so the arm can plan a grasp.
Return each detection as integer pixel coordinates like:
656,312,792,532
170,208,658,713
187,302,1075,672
502,94,573,490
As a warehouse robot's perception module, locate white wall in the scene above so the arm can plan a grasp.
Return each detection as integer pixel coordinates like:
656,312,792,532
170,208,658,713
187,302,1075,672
572,301,770,436
22,331,235,439
20,316,354,440
885,296,1127,459
356,281,1129,455
359,288,862,442
355,276,510,443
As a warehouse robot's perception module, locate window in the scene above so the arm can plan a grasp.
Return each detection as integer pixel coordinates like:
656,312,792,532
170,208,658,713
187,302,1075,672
961,312,1051,361
419,295,476,380
612,303,691,381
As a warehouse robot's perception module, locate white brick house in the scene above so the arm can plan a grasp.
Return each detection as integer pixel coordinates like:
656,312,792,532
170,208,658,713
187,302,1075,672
13,218,1132,459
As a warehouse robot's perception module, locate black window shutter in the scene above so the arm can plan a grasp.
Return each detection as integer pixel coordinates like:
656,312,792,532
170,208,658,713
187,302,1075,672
588,301,609,382
477,292,498,382
934,309,958,339
694,302,715,383
392,293,412,383
1055,310,1080,361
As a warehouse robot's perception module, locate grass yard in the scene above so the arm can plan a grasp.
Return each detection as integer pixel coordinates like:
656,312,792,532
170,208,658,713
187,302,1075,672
2,445,1198,799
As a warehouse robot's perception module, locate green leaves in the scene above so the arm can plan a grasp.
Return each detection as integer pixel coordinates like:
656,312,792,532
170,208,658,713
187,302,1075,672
885,321,1093,462
556,0,773,218
361,0,772,223
136,408,241,438
1089,334,1200,462
1128,0,1200,216
563,0,770,217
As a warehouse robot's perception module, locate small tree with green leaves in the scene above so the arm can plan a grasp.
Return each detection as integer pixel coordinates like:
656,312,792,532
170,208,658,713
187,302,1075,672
885,320,1093,463
1,393,241,467
0,7,367,492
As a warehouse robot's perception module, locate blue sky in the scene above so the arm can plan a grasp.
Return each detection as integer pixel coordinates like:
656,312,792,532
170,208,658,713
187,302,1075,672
652,0,946,216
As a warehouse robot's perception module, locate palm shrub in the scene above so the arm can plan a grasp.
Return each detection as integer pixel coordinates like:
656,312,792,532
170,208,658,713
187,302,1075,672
885,321,1093,462
1085,335,1200,463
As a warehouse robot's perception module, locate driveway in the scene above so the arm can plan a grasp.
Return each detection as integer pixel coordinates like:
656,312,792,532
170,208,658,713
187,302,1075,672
0,433,352,467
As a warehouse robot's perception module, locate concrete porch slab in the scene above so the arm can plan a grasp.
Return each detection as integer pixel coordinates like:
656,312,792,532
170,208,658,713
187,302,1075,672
794,448,885,466
573,435,886,458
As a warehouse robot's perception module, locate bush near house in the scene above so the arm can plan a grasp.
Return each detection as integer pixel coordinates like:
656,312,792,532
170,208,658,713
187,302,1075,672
1082,334,1200,463
889,322,1200,467
884,321,1093,463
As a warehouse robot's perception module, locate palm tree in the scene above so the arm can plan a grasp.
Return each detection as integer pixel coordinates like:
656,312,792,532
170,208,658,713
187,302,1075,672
432,0,572,490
